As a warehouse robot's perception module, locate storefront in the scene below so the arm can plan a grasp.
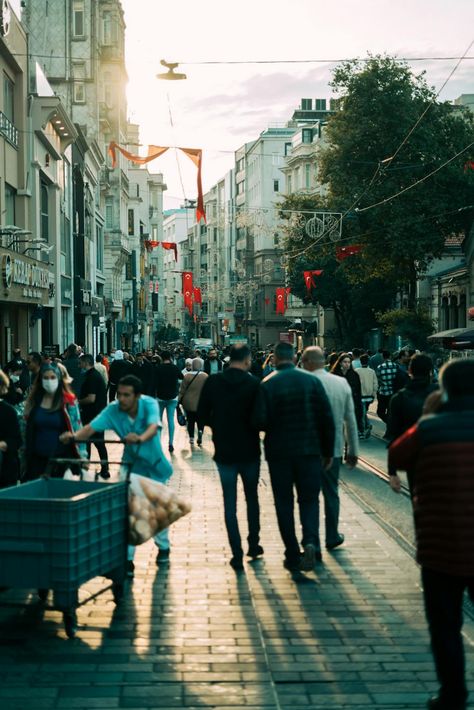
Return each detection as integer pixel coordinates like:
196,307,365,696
0,248,51,364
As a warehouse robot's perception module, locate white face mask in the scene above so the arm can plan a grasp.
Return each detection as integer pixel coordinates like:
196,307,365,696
42,378,59,394
10,375,20,383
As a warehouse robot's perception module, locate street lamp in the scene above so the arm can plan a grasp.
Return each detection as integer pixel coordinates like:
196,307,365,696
157,60,187,81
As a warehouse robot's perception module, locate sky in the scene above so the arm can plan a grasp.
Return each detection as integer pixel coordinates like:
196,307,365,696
14,0,474,209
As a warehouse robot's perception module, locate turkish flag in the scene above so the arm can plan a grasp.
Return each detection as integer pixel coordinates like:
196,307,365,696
182,272,193,314
464,160,474,172
161,242,178,261
336,244,363,262
144,240,160,252
276,287,286,315
303,270,323,292
193,287,202,305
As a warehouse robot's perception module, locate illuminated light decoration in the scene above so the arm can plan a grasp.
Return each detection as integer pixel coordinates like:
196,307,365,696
336,244,363,262
303,269,324,293
108,142,206,223
193,286,202,306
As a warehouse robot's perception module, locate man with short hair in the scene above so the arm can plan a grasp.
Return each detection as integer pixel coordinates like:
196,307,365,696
204,349,223,376
389,359,474,710
253,342,335,572
376,350,398,424
79,354,109,479
198,345,262,570
357,353,378,436
60,374,172,574
132,352,155,396
63,343,82,397
351,348,362,370
302,346,358,550
154,351,184,453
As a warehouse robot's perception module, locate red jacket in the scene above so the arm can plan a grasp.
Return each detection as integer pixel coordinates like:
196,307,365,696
388,397,474,577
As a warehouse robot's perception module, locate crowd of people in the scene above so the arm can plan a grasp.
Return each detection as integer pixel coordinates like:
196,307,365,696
0,340,472,709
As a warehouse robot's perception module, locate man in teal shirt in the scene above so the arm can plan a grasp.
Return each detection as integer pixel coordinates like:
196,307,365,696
60,374,173,575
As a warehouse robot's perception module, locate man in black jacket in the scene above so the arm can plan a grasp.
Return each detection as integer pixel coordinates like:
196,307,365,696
253,342,335,572
203,349,223,376
132,352,155,396
79,354,109,479
198,345,262,571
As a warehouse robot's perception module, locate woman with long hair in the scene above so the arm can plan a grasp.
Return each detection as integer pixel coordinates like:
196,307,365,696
0,369,22,488
24,362,87,480
331,353,364,436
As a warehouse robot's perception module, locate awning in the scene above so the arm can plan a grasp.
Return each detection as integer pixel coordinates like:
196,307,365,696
428,328,474,348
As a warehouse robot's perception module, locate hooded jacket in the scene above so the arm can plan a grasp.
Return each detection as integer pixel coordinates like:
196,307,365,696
197,368,261,463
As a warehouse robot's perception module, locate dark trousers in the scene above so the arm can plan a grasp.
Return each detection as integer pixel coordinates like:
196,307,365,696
185,410,203,440
422,566,474,706
215,459,260,558
86,430,109,474
321,457,342,546
267,455,322,566
377,394,391,423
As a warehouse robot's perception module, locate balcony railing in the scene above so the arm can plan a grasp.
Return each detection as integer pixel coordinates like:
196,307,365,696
0,111,18,148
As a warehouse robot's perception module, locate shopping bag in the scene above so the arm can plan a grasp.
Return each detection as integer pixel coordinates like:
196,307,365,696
176,404,187,426
128,473,191,545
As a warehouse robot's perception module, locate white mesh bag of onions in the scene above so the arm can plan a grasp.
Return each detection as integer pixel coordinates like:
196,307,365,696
128,474,191,545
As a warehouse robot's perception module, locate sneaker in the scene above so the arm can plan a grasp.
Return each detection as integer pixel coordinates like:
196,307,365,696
127,560,135,578
197,431,203,446
326,534,345,550
427,696,466,710
230,557,244,571
156,548,170,564
99,470,111,480
300,544,318,571
168,444,174,453
247,545,264,559
189,438,194,445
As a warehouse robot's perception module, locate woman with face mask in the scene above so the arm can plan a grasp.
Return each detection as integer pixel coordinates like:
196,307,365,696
3,363,27,408
23,363,87,480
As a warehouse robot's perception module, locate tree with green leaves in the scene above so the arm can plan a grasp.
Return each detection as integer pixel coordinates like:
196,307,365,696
282,55,474,346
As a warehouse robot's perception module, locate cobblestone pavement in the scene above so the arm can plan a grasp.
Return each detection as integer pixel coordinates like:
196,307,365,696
1,426,474,709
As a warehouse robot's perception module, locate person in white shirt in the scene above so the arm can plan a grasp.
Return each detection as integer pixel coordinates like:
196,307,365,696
302,346,359,550
356,354,378,436
351,348,362,370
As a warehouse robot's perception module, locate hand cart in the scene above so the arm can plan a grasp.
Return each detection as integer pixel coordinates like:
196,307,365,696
0,441,131,638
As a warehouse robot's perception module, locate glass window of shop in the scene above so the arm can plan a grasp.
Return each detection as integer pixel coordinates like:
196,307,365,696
40,181,49,242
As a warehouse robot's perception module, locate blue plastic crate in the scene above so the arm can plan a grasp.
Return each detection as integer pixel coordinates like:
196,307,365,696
0,479,128,609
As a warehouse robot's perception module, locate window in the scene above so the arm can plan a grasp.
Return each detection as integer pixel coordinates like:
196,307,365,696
72,63,85,103
302,128,313,144
73,1,85,37
105,198,113,229
287,175,292,194
4,183,15,225
3,73,14,123
305,164,311,189
301,98,312,110
315,98,327,111
96,224,104,271
273,179,279,192
102,11,117,45
295,167,301,190
284,142,292,157
39,181,49,242
128,209,134,235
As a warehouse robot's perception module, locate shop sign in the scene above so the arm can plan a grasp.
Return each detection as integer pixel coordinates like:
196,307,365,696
2,252,50,300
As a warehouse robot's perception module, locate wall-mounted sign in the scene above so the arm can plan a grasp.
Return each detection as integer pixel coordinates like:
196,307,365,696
2,253,12,289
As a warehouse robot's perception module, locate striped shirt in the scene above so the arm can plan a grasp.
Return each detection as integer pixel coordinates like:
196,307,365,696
376,360,399,396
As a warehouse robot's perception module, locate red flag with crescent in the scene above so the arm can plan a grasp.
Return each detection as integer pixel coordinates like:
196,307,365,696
182,272,193,315
276,287,286,315
303,269,323,292
161,242,178,261
336,244,363,262
193,287,202,305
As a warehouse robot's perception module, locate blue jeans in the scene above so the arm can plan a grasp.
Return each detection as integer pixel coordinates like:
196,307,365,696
321,457,342,546
158,398,178,447
268,455,322,565
215,459,261,558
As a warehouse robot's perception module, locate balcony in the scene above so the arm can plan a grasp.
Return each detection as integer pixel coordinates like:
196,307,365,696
0,111,18,148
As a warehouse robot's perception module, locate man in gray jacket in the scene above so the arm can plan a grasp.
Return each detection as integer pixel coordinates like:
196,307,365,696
302,347,359,550
252,342,335,572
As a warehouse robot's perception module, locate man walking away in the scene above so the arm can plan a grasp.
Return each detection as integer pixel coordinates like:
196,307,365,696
389,359,474,710
179,359,208,447
357,354,378,436
376,350,398,426
108,349,132,402
63,343,82,398
132,352,155,397
253,342,335,573
198,345,262,570
302,347,358,550
78,354,109,479
154,351,184,453
60,374,173,574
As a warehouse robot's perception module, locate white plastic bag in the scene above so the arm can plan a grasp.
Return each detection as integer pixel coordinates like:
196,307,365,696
128,474,191,546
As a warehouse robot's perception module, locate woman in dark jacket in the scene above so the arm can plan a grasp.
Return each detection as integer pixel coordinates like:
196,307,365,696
331,353,363,435
0,369,22,488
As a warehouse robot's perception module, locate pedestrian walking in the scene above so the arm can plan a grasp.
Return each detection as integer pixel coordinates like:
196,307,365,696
179,358,208,447
388,359,474,710
154,351,184,453
108,349,132,402
63,343,83,398
369,348,384,371
94,354,109,386
331,353,364,436
203,349,223,375
356,353,379,436
0,369,22,488
302,347,358,550
198,344,262,570
23,361,87,480
132,352,155,396
78,354,109,479
252,342,335,572
376,350,398,425
60,374,173,575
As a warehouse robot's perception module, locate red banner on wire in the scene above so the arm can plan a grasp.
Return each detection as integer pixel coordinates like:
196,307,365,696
336,244,363,262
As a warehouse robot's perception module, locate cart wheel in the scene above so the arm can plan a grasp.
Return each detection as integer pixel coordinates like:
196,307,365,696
112,582,124,603
37,588,49,601
63,612,77,638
